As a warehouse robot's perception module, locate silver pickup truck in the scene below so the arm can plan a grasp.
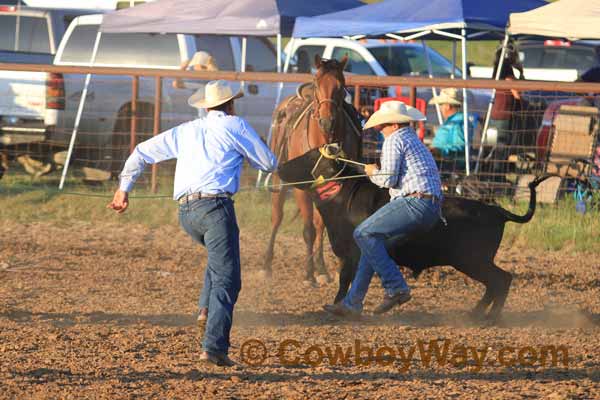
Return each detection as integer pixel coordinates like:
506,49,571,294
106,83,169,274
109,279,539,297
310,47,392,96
0,5,92,176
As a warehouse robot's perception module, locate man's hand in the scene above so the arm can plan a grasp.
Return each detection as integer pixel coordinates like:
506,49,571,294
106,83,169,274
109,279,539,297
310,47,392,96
107,190,129,214
365,163,379,177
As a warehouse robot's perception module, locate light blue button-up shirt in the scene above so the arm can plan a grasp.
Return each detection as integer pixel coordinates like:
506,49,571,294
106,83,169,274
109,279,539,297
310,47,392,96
119,110,277,200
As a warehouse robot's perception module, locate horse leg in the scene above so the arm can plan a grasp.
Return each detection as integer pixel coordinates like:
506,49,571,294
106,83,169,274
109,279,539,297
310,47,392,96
294,189,317,285
261,187,287,278
313,210,332,285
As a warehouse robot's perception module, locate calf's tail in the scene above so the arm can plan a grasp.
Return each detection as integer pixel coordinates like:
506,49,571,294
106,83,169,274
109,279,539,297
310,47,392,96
497,175,552,224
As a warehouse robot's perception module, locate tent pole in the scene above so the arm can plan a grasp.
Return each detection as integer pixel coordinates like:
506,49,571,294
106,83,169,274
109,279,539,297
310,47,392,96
451,41,456,79
461,28,470,176
59,31,102,190
276,33,282,73
474,33,509,174
257,37,295,187
240,36,247,89
421,39,443,125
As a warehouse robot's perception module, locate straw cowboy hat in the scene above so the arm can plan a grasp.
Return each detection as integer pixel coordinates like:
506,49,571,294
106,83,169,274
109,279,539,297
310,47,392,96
188,51,219,71
188,80,243,109
363,100,426,129
428,87,463,106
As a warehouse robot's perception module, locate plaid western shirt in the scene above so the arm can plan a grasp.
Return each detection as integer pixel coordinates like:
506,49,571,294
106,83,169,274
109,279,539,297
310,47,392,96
370,126,442,200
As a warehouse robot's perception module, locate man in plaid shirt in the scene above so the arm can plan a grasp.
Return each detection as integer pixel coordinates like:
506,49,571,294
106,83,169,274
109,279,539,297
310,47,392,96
325,101,442,317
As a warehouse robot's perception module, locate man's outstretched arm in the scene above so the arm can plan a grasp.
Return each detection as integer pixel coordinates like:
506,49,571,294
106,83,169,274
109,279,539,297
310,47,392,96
107,126,180,213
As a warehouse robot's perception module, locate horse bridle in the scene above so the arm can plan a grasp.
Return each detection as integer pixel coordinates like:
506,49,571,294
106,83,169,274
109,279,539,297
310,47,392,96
311,76,345,139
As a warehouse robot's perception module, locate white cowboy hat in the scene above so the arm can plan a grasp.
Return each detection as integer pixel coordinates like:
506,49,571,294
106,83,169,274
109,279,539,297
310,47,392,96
188,80,243,109
363,100,426,130
428,87,463,106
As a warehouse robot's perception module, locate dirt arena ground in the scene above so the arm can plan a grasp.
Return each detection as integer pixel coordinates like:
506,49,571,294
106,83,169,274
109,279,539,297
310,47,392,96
0,220,598,399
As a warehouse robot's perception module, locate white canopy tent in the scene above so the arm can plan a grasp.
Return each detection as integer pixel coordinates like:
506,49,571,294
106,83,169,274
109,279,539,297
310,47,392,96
508,0,600,40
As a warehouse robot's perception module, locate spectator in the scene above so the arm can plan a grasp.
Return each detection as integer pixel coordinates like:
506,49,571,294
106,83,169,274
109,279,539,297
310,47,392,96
173,51,219,118
577,66,600,178
488,43,524,178
429,88,477,174
577,66,600,108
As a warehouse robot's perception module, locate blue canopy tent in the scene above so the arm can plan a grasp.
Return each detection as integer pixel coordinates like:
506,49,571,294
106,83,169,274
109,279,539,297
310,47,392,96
292,0,547,175
293,0,546,39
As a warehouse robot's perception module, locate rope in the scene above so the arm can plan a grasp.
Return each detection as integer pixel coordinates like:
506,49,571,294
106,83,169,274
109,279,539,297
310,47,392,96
2,171,394,200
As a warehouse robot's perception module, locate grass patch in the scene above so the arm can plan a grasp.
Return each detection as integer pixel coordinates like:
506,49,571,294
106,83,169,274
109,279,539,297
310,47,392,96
2,170,598,254
502,197,600,253
0,170,302,236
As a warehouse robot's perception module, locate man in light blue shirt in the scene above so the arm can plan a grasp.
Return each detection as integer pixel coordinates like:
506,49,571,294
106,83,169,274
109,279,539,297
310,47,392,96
108,80,277,366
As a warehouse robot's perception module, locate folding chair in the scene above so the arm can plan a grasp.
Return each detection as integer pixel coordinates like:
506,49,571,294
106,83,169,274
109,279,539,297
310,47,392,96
515,105,599,203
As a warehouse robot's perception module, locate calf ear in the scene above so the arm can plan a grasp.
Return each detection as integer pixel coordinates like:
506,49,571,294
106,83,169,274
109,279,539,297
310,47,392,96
339,55,348,71
314,54,322,68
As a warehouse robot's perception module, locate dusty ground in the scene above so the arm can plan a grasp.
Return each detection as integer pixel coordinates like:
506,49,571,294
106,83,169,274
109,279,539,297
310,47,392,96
0,220,598,399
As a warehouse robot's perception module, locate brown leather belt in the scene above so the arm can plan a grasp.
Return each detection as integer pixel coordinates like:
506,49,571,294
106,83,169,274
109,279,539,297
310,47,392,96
405,192,439,201
178,192,231,205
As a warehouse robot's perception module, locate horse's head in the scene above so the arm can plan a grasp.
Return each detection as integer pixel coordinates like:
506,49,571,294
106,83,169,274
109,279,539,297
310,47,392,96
312,54,348,142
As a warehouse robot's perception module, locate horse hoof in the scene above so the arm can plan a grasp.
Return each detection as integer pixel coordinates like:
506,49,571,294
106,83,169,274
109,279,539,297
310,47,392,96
483,313,502,327
316,274,331,286
467,309,486,322
256,269,272,280
303,279,317,288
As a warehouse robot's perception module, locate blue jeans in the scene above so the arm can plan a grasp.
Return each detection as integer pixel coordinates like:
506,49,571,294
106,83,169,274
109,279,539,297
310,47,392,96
179,197,240,355
343,196,440,312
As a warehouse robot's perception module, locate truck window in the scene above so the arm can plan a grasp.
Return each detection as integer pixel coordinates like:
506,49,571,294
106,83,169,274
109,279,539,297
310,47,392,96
245,37,276,72
116,1,149,9
331,47,375,75
288,45,325,73
96,32,180,67
59,24,98,63
194,35,235,71
521,46,597,73
370,46,458,77
0,15,50,54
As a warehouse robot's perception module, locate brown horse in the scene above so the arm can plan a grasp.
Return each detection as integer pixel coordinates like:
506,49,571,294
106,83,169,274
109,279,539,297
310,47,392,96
261,55,363,284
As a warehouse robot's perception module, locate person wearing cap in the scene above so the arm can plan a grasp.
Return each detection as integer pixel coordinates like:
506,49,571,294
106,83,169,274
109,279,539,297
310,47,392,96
324,101,442,317
173,51,219,117
577,66,600,108
429,88,477,169
107,80,277,366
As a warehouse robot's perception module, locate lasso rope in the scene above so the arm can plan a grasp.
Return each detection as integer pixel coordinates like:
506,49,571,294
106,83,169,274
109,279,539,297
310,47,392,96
3,144,390,200
2,170,395,200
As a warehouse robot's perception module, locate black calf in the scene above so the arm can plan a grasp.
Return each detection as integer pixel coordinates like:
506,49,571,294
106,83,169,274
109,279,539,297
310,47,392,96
278,148,549,322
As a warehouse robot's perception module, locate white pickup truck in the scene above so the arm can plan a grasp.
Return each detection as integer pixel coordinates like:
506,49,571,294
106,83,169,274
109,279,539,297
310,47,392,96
285,37,492,137
0,5,91,175
470,39,600,82
49,13,282,177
